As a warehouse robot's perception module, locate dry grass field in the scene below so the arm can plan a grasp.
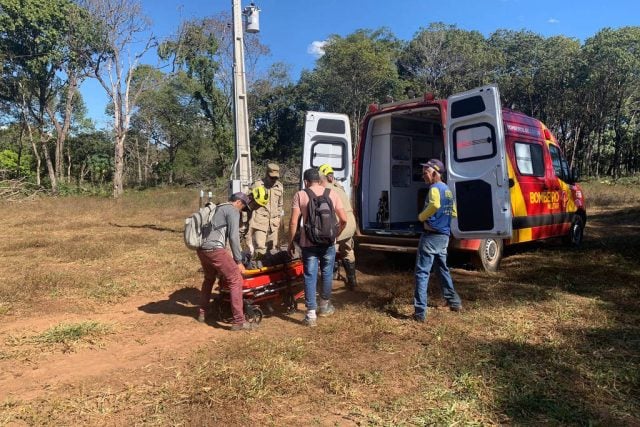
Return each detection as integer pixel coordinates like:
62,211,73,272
0,180,639,425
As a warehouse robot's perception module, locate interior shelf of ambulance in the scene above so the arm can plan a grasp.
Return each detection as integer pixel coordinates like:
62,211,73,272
361,107,444,236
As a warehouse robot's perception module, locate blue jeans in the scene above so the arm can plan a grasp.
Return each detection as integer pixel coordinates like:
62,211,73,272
301,245,336,311
414,232,461,319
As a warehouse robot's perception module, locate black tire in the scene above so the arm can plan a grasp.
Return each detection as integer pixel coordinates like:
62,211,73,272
245,305,263,325
284,292,298,314
474,238,503,272
563,215,585,247
211,297,230,322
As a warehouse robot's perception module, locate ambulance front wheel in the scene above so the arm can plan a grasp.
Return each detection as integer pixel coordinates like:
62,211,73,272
474,238,503,273
564,215,584,247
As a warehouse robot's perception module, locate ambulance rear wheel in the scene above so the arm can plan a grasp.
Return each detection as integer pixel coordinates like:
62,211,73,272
474,238,503,272
564,215,584,247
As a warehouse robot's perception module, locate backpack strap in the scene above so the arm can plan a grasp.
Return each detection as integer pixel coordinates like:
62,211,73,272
303,188,316,202
322,188,335,210
211,202,232,231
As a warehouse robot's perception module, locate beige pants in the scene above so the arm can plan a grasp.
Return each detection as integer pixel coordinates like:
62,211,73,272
336,236,355,263
252,228,279,255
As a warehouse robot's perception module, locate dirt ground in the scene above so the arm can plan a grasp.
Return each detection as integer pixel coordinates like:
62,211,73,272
0,280,362,402
1,188,639,425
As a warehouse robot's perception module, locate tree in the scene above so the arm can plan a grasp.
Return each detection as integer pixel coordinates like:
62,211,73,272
399,23,493,98
67,130,112,185
488,29,547,115
303,28,403,150
79,0,156,198
131,68,203,184
45,4,98,184
249,62,305,162
581,27,640,177
158,15,270,179
0,0,88,192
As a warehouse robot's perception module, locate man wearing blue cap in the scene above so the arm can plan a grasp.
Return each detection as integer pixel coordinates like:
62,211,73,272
413,159,462,322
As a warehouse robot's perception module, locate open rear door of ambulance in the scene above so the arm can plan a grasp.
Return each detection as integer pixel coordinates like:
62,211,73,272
446,85,512,239
301,111,352,199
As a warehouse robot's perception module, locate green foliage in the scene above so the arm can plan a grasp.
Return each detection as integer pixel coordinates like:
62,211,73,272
400,22,494,98
302,28,403,148
249,63,305,161
33,321,111,345
0,149,32,177
157,18,234,174
4,8,640,183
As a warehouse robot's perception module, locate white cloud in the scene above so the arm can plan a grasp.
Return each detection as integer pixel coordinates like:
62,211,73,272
307,40,327,58
548,18,560,24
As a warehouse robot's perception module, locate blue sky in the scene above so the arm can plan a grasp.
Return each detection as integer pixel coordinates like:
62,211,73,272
81,0,640,128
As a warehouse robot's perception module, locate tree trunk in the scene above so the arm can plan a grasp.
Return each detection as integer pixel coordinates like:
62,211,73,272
66,146,72,183
17,122,24,178
113,132,125,198
28,131,42,186
40,131,58,193
135,136,142,186
20,90,41,185
144,136,151,184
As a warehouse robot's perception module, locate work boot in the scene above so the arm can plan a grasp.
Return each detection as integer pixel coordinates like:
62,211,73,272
342,259,358,290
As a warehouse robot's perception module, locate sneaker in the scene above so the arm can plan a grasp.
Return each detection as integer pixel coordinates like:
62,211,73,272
197,308,207,323
303,316,317,327
412,314,425,323
317,301,335,317
230,322,255,331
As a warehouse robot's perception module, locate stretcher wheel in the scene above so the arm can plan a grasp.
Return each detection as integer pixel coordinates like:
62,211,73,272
211,297,230,322
246,305,263,325
284,292,297,314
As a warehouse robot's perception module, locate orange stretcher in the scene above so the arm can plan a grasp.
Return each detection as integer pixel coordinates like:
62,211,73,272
212,258,305,324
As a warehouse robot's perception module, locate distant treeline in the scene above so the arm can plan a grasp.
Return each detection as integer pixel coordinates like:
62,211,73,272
1,0,639,195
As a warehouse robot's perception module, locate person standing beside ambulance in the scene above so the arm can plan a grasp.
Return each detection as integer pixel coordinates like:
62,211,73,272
247,163,284,256
288,168,347,327
413,159,462,322
197,192,253,331
319,164,358,290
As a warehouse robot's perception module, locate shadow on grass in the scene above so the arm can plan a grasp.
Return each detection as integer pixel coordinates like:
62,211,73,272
448,326,640,425
109,222,181,233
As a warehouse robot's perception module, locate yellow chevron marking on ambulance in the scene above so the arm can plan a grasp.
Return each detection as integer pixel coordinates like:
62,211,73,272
507,158,532,242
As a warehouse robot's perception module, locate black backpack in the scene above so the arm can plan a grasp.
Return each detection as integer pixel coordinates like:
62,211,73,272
303,188,338,246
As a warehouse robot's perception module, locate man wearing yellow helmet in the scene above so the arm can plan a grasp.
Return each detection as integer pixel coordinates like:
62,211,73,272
249,186,269,210
246,163,284,256
319,163,357,290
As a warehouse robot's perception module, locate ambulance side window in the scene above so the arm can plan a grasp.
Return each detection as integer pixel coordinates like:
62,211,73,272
548,144,567,181
514,142,544,176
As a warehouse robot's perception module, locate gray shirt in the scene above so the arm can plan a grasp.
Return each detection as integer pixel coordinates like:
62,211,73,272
200,203,243,262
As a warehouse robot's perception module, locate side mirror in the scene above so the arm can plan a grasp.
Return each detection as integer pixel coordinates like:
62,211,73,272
569,167,580,183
